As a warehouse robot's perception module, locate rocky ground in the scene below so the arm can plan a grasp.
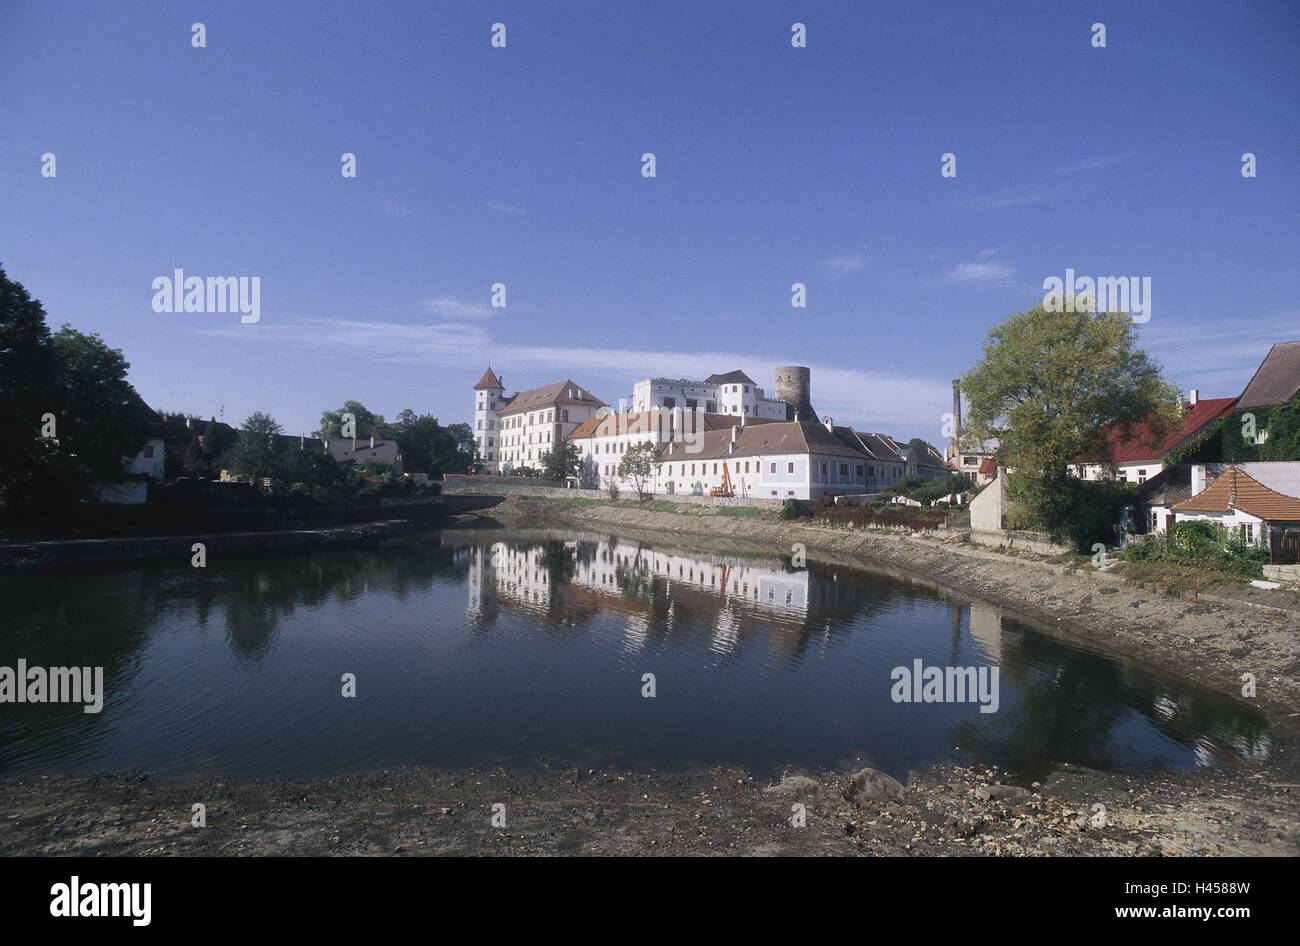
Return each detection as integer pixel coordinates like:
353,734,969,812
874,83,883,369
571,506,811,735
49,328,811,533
3,493,1297,857
3,758,1296,856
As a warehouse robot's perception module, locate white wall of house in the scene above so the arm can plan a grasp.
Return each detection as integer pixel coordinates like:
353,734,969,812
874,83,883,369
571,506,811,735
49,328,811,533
1172,508,1266,546
125,436,166,481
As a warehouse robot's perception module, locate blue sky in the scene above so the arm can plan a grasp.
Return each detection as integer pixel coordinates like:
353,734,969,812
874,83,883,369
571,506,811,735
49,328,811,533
3,0,1297,442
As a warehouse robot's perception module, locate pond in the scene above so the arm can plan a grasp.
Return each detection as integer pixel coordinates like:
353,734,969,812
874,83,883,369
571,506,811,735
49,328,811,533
0,530,1270,781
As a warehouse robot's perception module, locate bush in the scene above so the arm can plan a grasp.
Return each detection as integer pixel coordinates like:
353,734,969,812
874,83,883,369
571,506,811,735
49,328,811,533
779,499,800,520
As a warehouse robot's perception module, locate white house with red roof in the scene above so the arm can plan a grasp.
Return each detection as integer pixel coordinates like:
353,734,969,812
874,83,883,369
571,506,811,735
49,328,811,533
1073,390,1237,484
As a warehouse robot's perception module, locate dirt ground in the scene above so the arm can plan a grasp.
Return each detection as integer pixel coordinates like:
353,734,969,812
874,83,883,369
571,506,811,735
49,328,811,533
2,494,1297,857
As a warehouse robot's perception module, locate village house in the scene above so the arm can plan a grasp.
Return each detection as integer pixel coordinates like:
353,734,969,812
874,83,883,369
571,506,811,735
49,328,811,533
1124,462,1230,536
1073,389,1237,484
1171,462,1300,563
326,436,402,474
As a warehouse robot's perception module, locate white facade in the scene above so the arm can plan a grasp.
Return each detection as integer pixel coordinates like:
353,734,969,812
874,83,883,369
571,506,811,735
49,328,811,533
125,436,166,482
472,378,505,467
631,375,787,420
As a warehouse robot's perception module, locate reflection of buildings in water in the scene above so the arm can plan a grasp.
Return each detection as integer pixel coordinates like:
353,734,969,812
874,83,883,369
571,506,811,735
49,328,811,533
463,536,885,666
968,602,1003,664
466,543,558,616
467,538,814,623
624,613,649,654
712,605,741,655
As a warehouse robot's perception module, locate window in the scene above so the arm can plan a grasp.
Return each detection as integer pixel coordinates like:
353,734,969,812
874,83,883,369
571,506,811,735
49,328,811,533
770,462,776,474
713,463,718,473
771,490,777,496
686,399,697,410
744,462,750,473
1240,522,1254,543
839,463,848,476
561,410,569,422
477,420,483,429
821,462,828,478
706,401,716,413
663,397,676,408
1137,469,1148,483
787,462,794,474
856,464,864,476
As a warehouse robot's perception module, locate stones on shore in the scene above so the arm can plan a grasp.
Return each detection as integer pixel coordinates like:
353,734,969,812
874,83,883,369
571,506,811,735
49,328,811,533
845,766,905,805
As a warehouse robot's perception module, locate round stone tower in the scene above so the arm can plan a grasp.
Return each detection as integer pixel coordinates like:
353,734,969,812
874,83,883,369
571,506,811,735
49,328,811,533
774,366,816,422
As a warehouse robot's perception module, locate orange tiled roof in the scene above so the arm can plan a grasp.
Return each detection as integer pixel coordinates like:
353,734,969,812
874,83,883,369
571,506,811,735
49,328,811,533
1172,466,1300,520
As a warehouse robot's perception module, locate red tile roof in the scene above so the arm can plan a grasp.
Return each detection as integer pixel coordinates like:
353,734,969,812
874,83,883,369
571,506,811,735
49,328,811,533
978,457,996,475
474,367,503,390
1078,397,1237,463
1172,465,1300,520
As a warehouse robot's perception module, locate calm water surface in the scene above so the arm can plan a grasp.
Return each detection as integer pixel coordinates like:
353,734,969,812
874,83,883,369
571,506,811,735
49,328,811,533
0,530,1270,780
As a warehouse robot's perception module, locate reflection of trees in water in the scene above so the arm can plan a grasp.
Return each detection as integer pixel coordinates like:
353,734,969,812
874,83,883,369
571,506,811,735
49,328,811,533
182,540,466,662
951,621,1270,779
0,571,159,771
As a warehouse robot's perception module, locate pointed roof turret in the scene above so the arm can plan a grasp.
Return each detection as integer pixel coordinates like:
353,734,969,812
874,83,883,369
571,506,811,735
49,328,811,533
474,366,504,390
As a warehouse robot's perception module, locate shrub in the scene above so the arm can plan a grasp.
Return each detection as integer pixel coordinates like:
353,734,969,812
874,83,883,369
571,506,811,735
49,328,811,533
779,499,800,520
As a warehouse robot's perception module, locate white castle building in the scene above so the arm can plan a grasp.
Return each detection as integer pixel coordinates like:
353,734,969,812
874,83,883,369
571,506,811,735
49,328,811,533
473,367,606,472
472,363,951,493
630,370,789,420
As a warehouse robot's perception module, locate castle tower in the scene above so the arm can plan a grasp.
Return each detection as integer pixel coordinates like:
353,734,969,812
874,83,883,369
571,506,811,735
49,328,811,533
774,366,816,422
473,366,504,470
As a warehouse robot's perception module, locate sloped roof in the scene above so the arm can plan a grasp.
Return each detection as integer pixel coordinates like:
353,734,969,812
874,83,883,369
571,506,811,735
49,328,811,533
1172,463,1300,520
850,431,906,462
570,410,781,441
474,367,503,390
1078,397,1237,463
978,457,996,476
498,380,606,415
1132,462,1230,507
703,370,756,386
1238,341,1300,409
327,439,401,465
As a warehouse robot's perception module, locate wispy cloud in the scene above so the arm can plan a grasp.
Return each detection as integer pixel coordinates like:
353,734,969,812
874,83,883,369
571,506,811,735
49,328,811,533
945,260,1017,286
421,295,493,320
1052,152,1136,175
196,319,955,437
484,201,527,215
957,185,1050,210
823,254,870,275
374,199,414,218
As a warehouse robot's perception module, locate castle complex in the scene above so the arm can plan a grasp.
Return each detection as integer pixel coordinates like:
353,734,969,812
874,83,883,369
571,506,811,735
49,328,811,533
472,364,957,499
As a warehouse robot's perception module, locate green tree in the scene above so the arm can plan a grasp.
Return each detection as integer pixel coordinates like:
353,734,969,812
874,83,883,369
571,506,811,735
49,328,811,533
316,401,389,440
390,411,474,475
617,441,657,500
961,305,1178,547
540,434,580,480
1,266,151,512
226,412,286,480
